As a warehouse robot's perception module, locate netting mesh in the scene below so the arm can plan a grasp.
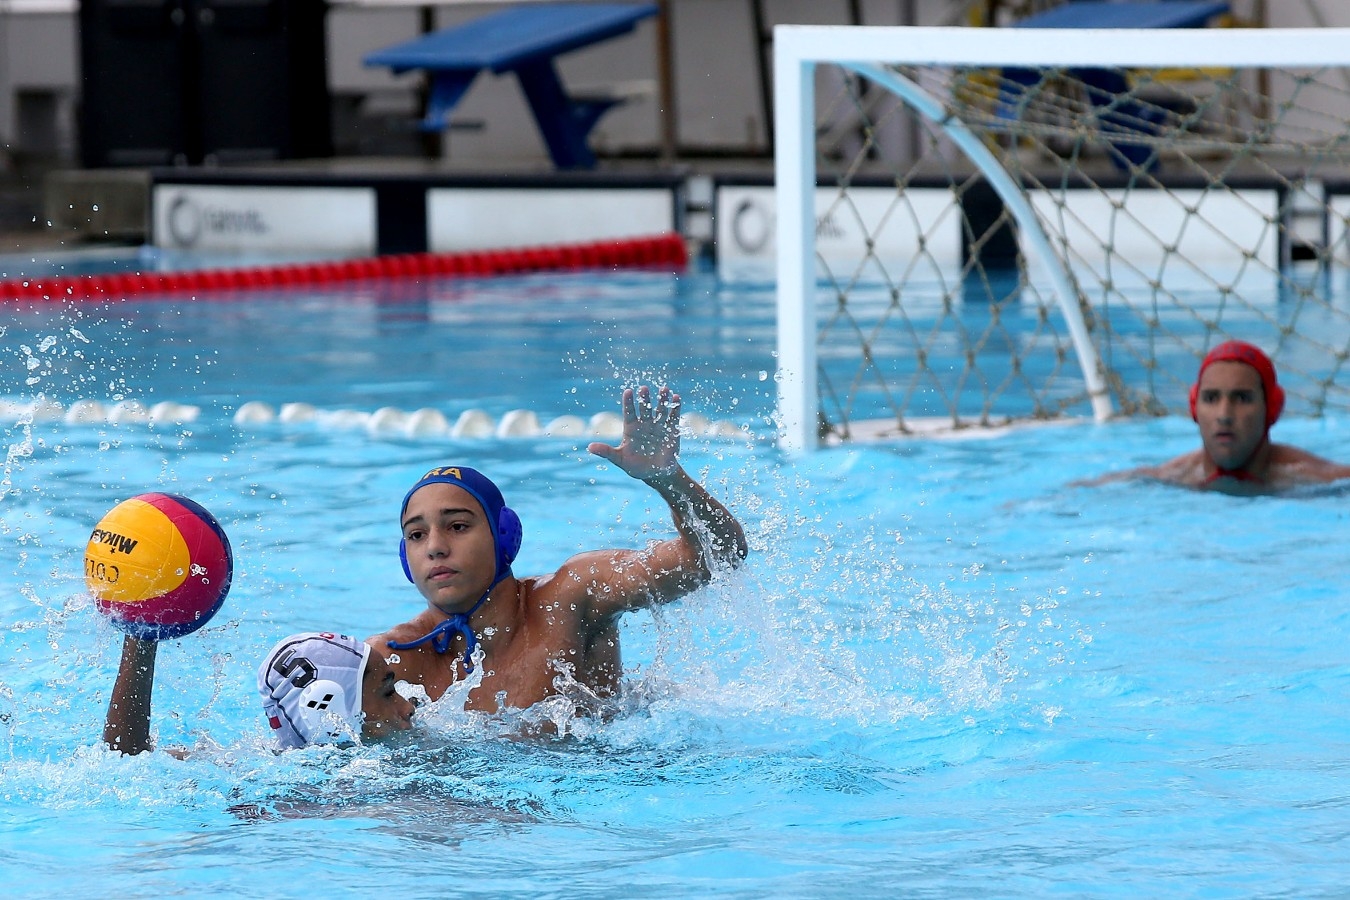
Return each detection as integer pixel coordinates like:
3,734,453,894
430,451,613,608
811,56,1350,440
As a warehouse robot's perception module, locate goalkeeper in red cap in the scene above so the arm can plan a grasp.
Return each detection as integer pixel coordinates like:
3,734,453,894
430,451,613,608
1087,340,1350,493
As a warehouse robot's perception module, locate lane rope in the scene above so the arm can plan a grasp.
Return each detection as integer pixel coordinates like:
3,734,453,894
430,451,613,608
0,234,689,302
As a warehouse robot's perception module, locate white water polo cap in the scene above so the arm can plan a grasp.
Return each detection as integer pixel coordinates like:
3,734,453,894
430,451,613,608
257,632,370,749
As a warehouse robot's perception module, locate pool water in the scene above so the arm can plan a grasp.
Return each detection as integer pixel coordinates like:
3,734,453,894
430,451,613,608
2,271,1349,897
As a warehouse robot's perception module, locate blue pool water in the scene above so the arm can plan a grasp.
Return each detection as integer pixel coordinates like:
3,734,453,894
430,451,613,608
1,270,1349,897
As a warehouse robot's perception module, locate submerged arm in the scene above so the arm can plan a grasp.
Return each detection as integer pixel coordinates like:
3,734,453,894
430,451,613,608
103,635,157,755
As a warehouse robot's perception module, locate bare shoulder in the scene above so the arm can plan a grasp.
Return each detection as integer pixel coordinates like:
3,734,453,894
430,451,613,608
1270,443,1350,483
1147,450,1206,485
366,613,438,653
526,551,620,599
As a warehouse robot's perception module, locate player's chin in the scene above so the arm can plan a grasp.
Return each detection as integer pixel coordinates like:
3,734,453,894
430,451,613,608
429,591,476,615
1209,446,1253,471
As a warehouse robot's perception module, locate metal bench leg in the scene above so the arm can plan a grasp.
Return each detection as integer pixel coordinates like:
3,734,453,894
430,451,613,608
422,71,478,132
514,58,596,169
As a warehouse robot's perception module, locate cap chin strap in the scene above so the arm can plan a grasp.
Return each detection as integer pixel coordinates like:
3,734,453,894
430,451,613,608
1204,467,1264,485
386,589,492,672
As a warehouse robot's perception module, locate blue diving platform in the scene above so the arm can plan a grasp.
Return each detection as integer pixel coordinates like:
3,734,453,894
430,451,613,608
365,2,658,170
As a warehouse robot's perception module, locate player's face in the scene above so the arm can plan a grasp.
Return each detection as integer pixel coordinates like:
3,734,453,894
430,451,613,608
400,482,498,612
1195,361,1267,471
360,651,415,739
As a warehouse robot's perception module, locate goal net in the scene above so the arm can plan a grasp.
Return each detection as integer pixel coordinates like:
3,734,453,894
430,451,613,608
773,24,1350,450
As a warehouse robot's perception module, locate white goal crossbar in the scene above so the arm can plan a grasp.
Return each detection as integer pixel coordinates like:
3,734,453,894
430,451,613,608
774,25,1350,451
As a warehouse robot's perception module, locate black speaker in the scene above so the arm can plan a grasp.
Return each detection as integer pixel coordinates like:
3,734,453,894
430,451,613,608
195,0,331,162
80,0,194,167
79,0,331,167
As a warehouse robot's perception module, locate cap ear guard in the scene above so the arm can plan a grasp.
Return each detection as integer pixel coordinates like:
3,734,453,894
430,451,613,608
497,506,522,567
1265,382,1286,426
398,505,521,584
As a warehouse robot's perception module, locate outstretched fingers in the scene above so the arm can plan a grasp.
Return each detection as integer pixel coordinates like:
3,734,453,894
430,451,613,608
588,385,682,476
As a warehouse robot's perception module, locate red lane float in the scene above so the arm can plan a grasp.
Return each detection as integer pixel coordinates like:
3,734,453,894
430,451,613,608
0,233,689,302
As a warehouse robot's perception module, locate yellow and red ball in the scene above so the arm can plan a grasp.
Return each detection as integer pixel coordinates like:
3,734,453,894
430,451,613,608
84,493,233,640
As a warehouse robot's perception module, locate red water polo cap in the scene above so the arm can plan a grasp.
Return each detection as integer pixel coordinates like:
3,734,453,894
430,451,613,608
1189,340,1285,428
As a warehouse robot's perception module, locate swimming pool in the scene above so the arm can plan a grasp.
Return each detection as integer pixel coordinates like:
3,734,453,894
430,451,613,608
2,269,1348,897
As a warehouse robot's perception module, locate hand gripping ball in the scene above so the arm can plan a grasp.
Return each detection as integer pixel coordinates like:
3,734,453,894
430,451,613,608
84,493,234,641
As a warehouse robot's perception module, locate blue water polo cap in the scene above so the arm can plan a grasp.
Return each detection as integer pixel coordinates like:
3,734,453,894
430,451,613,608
398,465,522,587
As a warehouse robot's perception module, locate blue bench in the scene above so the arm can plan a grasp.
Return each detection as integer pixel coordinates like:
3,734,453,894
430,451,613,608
1010,0,1230,30
1004,1,1231,170
365,2,658,170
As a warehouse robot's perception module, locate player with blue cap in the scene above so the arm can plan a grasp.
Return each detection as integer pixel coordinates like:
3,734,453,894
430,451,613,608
369,384,749,713
386,466,522,672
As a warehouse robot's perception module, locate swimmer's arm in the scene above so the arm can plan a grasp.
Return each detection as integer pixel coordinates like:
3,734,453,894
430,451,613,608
1071,452,1199,488
587,384,747,568
1071,466,1155,487
645,465,749,574
585,385,747,615
103,635,156,756
562,475,748,619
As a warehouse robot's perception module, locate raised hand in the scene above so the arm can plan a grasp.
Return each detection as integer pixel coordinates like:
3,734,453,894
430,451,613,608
588,385,682,481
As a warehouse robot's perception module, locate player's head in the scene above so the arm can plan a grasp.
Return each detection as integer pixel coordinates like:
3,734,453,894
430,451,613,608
398,466,521,589
1189,340,1285,429
257,632,413,749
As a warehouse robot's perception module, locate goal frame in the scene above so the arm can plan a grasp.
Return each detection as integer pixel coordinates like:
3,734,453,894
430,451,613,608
773,24,1350,451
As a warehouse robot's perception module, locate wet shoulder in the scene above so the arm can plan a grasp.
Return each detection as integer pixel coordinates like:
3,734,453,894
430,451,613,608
367,613,439,652
1147,450,1206,485
519,567,594,624
1270,443,1350,484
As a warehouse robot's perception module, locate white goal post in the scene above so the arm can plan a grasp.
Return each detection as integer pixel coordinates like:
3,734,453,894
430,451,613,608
773,25,1350,451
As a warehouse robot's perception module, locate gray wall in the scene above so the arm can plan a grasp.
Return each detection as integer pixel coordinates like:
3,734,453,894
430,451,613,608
0,7,79,163
1,0,1347,170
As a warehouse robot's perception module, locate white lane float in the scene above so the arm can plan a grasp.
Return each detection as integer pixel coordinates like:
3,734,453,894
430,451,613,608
11,396,749,441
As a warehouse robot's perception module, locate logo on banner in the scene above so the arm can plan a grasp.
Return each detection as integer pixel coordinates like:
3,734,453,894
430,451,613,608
731,198,771,255
166,193,270,248
730,193,851,257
